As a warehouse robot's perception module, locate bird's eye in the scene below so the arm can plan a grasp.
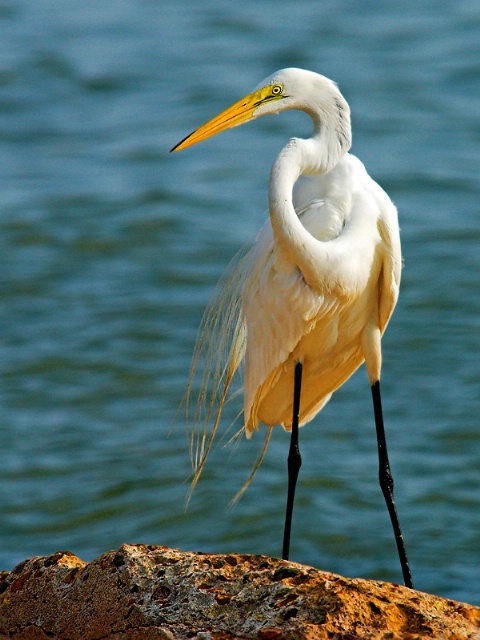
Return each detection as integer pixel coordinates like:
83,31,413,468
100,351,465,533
271,84,283,96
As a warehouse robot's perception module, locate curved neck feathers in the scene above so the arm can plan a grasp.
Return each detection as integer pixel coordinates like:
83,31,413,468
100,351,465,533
268,104,352,291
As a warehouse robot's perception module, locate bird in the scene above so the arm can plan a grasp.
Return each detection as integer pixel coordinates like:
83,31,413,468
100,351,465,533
171,68,413,589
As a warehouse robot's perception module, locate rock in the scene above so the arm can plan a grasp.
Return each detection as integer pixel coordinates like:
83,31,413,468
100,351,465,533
0,544,479,639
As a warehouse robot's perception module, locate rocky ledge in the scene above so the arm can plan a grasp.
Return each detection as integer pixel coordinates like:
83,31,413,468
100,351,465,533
0,544,479,639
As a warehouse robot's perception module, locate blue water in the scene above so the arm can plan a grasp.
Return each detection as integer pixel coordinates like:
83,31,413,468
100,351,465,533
1,0,480,605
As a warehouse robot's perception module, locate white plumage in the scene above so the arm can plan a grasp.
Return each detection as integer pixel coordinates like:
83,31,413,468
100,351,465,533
171,66,401,482
242,152,400,435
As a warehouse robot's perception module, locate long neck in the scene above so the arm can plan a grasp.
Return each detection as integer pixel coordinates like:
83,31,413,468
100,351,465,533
268,119,350,291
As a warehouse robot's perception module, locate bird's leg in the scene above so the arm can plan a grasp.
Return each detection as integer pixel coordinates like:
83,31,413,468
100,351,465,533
282,361,303,561
372,380,414,589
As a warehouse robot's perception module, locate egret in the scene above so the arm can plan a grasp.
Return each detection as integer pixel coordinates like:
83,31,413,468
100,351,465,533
171,68,413,588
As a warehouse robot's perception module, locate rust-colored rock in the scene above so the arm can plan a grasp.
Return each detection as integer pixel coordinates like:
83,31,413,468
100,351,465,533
0,544,479,639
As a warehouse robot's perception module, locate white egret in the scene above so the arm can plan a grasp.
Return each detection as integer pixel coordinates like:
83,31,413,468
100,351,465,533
171,68,413,588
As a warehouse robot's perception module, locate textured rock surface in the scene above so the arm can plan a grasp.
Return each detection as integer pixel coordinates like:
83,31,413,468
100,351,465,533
1,544,479,639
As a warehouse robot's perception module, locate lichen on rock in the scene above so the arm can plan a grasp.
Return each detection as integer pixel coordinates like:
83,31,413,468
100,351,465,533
0,544,479,639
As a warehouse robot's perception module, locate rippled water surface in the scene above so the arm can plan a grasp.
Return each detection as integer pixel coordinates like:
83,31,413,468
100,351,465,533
1,0,480,605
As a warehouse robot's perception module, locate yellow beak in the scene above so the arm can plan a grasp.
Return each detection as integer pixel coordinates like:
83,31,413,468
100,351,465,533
171,85,283,152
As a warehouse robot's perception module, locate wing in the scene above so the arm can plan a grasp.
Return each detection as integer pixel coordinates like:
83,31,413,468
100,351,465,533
243,198,345,435
243,162,402,434
184,161,401,491
377,202,402,334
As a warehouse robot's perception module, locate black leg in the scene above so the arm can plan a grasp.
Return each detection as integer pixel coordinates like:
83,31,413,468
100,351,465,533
282,361,303,561
372,380,413,588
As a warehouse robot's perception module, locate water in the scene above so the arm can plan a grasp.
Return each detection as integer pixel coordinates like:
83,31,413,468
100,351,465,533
1,0,480,605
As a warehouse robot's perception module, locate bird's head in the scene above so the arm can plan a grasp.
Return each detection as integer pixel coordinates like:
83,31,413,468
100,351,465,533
170,68,350,153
